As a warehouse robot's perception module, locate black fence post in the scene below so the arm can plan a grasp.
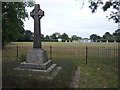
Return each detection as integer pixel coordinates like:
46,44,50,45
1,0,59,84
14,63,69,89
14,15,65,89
86,46,88,64
50,46,52,60
17,46,18,60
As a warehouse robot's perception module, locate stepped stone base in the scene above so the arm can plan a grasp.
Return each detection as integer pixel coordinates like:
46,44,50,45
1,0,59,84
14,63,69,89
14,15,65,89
20,60,52,70
14,49,62,78
15,63,62,77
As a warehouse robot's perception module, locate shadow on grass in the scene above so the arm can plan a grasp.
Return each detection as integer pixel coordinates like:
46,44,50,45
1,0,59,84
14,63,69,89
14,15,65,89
2,59,76,88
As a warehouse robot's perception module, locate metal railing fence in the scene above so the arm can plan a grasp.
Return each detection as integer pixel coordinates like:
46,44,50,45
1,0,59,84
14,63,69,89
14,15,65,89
2,45,119,73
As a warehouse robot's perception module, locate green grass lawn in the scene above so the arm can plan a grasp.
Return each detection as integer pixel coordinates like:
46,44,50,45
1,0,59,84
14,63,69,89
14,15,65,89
79,64,118,88
2,42,119,88
9,42,118,47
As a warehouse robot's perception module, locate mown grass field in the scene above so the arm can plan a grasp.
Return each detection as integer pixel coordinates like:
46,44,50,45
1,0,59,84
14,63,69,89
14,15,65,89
8,42,118,47
2,42,119,88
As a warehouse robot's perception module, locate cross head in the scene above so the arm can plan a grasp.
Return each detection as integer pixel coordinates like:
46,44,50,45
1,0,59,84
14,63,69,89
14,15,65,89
30,4,44,19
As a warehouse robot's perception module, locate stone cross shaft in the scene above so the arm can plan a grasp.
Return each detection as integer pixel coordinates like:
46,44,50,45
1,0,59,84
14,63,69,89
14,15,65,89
30,4,44,48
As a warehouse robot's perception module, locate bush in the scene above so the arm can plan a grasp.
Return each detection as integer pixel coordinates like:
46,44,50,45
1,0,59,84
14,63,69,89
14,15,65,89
19,53,27,62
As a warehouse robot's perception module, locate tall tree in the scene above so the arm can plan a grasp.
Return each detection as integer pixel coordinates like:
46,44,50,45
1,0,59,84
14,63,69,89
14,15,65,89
23,30,33,41
90,34,101,40
50,34,57,39
71,35,81,41
113,29,120,40
103,32,112,40
113,29,120,36
41,34,45,39
2,2,34,46
53,32,60,38
61,33,69,41
45,35,50,40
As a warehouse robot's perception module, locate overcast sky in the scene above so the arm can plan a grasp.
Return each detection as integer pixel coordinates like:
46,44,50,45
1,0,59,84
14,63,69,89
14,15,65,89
24,0,118,38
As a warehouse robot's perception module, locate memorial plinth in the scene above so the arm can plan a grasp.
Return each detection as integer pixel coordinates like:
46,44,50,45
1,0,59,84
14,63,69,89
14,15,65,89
26,49,48,64
15,4,61,78
15,48,61,77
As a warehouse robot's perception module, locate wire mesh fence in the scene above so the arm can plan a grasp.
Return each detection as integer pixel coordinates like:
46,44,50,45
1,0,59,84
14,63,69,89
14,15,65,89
2,45,119,73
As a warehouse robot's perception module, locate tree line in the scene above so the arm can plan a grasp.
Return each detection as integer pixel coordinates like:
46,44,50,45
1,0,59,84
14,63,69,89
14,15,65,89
16,31,81,42
90,29,120,42
16,29,120,42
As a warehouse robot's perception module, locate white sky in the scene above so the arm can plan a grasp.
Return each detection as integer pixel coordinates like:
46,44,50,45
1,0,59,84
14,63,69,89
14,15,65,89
24,0,118,38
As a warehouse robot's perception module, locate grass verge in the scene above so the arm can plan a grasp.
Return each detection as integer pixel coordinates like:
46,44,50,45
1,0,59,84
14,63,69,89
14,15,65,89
79,64,118,88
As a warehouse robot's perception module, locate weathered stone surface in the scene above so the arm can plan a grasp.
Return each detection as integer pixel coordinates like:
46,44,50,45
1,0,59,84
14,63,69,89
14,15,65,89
15,64,62,78
26,49,48,64
20,60,52,70
30,4,44,48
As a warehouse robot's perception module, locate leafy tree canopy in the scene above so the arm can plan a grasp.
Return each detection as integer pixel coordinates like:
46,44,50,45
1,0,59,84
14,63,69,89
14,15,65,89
2,2,34,46
90,34,101,40
103,32,112,39
50,34,58,39
61,33,69,40
53,32,60,37
90,29,120,41
23,30,33,41
41,34,45,39
113,29,120,40
113,29,120,36
87,0,120,23
71,35,81,41
45,35,50,40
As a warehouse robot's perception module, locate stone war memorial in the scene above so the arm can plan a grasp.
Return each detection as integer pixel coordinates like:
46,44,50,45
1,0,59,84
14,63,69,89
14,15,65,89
15,4,61,78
